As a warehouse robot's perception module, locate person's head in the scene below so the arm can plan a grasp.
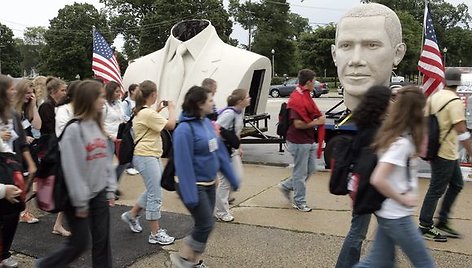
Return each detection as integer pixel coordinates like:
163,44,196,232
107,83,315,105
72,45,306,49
105,81,122,104
57,80,81,106
74,80,106,131
46,77,67,103
182,86,213,118
227,88,251,109
201,78,217,96
298,69,316,90
332,3,406,110
32,76,47,106
0,75,15,123
373,86,425,153
352,85,391,129
128,84,139,100
14,79,35,113
134,80,158,115
444,67,462,90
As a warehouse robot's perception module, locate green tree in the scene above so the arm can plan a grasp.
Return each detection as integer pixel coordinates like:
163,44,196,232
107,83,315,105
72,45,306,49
40,3,111,80
298,24,336,78
17,26,47,76
395,11,422,76
101,0,233,59
0,24,22,76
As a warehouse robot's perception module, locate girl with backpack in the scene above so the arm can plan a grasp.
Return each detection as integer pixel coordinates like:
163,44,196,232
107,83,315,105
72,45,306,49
355,86,435,268
214,88,250,222
36,80,116,268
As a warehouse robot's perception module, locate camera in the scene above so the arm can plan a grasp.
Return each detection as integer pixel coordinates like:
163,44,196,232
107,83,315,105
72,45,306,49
162,100,168,107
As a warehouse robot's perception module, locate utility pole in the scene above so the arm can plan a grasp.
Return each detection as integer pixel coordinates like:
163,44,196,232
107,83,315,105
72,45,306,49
248,0,252,51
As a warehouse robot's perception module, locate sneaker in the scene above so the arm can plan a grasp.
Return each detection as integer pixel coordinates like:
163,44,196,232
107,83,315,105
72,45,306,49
436,222,462,238
170,253,194,268
194,260,208,268
278,184,292,203
126,168,140,175
149,229,175,245
292,203,312,212
121,211,142,233
216,214,234,222
20,211,39,224
420,225,448,242
1,257,19,268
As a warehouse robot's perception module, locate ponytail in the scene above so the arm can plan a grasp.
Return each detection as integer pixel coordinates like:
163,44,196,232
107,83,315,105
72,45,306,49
227,88,248,106
134,80,157,115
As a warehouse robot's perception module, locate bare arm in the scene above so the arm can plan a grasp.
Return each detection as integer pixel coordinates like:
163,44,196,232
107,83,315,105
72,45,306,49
293,115,326,130
454,121,472,157
163,101,176,130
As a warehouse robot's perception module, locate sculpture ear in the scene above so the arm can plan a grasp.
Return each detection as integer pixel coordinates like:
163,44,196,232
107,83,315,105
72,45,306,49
393,42,406,67
331,44,337,66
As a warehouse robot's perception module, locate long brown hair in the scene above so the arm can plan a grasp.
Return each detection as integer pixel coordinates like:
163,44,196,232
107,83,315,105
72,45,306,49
14,79,35,114
134,80,157,115
372,86,426,153
74,80,106,134
0,75,13,123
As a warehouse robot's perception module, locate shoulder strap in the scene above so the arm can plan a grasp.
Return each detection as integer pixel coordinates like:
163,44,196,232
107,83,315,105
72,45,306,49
434,97,460,114
58,118,80,141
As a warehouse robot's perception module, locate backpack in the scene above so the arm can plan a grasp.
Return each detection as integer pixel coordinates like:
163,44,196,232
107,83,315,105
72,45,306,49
34,119,79,213
0,153,26,215
421,97,460,161
329,135,355,195
276,102,290,139
217,107,240,155
116,107,147,165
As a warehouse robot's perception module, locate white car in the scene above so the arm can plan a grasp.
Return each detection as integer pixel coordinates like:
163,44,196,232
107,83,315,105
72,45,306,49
391,71,405,83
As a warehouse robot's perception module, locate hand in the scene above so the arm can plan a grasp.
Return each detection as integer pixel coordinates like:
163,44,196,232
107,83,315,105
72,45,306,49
1,130,12,141
108,198,115,207
316,115,326,125
28,93,36,105
400,192,417,208
4,185,22,203
166,100,175,111
26,136,35,144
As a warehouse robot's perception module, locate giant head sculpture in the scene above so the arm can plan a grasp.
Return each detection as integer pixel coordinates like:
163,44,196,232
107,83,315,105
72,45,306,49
331,3,406,110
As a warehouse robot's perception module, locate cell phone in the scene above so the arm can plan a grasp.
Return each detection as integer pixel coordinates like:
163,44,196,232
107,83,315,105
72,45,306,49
162,100,168,107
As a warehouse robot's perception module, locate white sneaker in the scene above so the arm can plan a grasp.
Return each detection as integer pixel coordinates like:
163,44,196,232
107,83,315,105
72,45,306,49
1,257,18,268
148,229,175,245
121,211,142,233
126,168,139,175
216,214,234,222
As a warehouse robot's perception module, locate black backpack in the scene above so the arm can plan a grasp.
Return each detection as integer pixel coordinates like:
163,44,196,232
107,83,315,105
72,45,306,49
34,119,80,213
329,135,355,195
117,107,147,165
276,102,290,139
421,97,460,161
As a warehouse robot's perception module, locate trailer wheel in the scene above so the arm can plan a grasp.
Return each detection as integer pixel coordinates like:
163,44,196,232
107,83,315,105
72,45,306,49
324,134,353,169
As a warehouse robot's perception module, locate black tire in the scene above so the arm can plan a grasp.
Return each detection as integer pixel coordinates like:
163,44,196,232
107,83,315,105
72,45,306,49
324,134,353,169
270,89,280,98
314,92,321,98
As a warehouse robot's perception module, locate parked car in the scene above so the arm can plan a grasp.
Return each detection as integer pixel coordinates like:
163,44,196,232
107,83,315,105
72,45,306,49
269,78,329,98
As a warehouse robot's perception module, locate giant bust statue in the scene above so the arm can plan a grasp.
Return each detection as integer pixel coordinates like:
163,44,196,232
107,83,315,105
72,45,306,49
331,3,406,110
123,19,271,115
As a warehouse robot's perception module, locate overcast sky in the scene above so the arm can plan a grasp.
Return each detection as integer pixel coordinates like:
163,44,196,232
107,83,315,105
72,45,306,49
0,0,470,51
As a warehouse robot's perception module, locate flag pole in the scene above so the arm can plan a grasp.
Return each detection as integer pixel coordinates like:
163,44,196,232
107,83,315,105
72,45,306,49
418,0,428,85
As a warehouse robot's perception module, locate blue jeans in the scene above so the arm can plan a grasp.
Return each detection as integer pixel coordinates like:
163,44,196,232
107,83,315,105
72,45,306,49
281,141,316,206
177,184,216,254
336,213,372,268
419,157,464,227
133,156,163,220
355,215,435,268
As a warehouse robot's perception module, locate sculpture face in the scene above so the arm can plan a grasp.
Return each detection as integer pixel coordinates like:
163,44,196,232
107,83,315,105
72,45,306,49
332,16,405,110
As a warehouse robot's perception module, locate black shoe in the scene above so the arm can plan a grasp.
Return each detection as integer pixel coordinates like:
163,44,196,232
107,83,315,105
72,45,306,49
419,225,448,242
436,222,462,238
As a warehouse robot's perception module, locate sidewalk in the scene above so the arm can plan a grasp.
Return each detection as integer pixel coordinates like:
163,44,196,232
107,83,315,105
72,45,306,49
12,147,472,267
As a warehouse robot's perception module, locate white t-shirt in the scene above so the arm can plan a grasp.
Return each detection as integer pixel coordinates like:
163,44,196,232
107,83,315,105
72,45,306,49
55,103,74,137
103,101,126,138
216,107,244,137
375,136,418,219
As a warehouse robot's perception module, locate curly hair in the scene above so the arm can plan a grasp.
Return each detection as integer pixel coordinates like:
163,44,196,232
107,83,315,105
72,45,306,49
352,85,391,129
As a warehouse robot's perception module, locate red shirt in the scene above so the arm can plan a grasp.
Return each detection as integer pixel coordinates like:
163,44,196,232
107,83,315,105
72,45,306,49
286,109,316,144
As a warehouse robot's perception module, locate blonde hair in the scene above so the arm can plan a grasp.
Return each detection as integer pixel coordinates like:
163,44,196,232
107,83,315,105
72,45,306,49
134,80,157,115
46,76,65,96
372,86,425,153
32,76,47,105
227,89,248,106
14,79,35,114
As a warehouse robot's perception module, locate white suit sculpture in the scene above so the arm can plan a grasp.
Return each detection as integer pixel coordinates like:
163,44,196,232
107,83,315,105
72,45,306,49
123,20,271,115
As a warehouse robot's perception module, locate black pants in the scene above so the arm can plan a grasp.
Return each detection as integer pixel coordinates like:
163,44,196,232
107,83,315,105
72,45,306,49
37,190,112,268
0,211,20,261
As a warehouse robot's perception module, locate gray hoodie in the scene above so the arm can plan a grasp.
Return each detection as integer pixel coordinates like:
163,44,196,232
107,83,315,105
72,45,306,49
60,120,116,211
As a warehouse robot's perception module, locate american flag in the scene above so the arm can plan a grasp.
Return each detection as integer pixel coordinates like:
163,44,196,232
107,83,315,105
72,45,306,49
418,5,444,96
92,29,124,92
